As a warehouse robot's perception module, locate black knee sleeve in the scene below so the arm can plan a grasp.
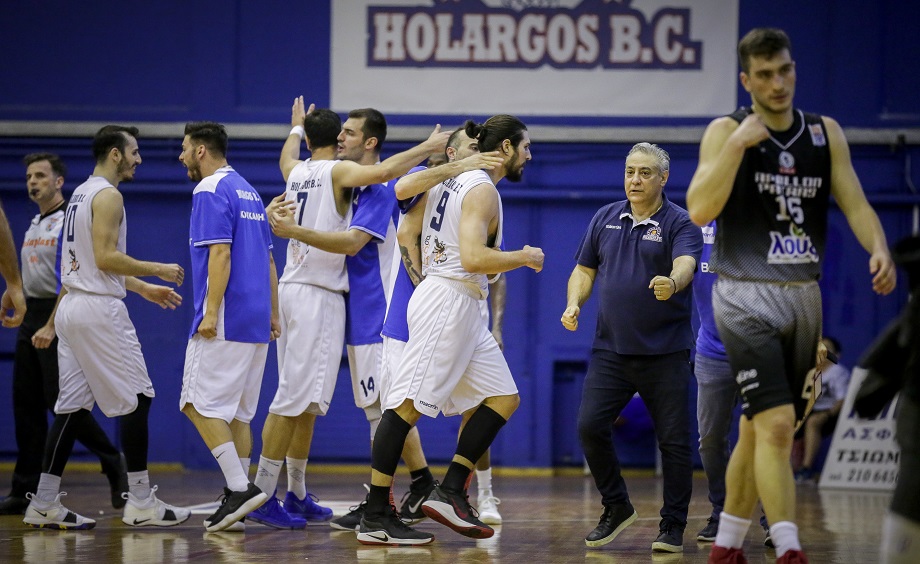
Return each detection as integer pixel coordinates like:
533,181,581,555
371,410,412,478
119,394,151,472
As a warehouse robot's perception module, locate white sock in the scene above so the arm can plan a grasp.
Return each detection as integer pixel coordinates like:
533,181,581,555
715,512,751,549
211,442,249,492
770,521,802,558
240,457,251,477
476,468,493,498
36,473,61,503
253,456,283,496
127,470,151,500
286,457,308,500
882,512,920,563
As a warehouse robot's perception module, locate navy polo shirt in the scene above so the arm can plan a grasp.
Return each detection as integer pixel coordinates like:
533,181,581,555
575,195,702,355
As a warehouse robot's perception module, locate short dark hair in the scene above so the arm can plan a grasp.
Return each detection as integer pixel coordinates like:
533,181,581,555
348,108,387,152
738,28,792,74
447,126,467,152
23,152,67,178
184,121,229,158
304,109,342,149
92,125,139,164
464,115,527,153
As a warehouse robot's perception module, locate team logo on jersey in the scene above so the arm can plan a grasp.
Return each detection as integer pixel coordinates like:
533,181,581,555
767,223,819,264
778,150,796,174
642,226,663,243
432,237,448,264
67,248,80,274
808,124,827,147
46,217,62,232
701,224,715,244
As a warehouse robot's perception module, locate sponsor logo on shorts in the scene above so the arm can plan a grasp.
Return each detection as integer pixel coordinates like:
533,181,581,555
419,400,438,411
736,369,757,384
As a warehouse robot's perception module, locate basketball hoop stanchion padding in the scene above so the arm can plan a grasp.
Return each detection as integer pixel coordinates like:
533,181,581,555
819,367,899,491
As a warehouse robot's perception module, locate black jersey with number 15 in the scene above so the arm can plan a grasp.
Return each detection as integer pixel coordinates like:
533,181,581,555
710,107,832,282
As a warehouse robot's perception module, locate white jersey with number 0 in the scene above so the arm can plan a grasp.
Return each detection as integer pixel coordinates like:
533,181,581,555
421,169,502,297
279,159,351,291
61,176,127,298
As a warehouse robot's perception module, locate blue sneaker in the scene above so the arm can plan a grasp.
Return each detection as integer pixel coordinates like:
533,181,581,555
284,491,333,523
247,494,307,529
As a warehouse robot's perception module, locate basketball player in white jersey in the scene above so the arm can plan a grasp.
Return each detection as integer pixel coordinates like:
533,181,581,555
247,98,449,528
23,125,190,530
356,116,543,546
389,130,508,525
0,200,25,328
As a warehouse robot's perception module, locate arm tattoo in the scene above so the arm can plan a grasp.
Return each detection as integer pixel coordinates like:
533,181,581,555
399,243,424,287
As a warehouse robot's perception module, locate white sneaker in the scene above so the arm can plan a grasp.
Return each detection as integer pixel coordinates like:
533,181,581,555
477,495,502,525
22,492,96,530
122,486,191,527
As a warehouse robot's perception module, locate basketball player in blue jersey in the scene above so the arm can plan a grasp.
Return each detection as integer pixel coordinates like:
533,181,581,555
354,116,543,546
23,125,189,530
178,122,277,532
0,153,126,517
687,28,896,564
387,129,508,526
250,98,449,529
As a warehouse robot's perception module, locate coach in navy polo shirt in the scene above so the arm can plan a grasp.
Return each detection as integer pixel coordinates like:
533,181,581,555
561,142,702,553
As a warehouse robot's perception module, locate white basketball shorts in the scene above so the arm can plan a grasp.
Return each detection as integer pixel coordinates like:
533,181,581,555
269,282,345,416
385,276,517,418
55,291,153,417
347,342,382,412
180,334,268,423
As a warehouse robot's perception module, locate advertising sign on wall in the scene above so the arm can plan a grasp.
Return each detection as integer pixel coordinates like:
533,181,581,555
331,0,739,116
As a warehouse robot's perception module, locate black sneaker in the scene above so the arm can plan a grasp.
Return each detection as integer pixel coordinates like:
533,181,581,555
330,498,367,531
651,522,684,553
357,505,434,546
585,503,637,548
697,517,718,542
0,496,30,516
764,523,774,548
204,485,268,532
421,482,492,539
399,482,435,525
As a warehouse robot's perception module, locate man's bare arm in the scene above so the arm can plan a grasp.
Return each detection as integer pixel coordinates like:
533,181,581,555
458,184,543,275
397,193,427,286
91,188,184,285
560,265,597,331
824,116,896,296
332,126,451,189
393,152,504,201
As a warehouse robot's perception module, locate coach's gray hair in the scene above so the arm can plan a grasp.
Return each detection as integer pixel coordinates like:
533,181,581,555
626,142,669,175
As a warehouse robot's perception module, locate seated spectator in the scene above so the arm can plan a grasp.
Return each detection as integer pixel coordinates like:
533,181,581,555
795,336,850,482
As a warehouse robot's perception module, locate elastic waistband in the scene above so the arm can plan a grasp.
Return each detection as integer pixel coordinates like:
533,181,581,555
427,275,485,300
718,275,818,289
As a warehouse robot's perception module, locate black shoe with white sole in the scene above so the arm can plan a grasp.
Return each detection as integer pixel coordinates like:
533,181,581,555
357,506,434,546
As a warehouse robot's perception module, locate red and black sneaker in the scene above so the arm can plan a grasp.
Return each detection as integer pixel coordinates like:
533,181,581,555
421,482,493,539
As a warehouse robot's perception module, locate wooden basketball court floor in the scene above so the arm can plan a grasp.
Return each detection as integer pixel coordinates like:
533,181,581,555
0,464,890,563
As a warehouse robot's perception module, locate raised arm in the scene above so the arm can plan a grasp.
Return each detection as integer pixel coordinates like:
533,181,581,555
91,188,184,285
332,126,451,189
280,96,312,182
824,116,896,295
458,183,544,275
397,193,427,286
560,265,597,331
393,152,504,200
686,114,768,226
